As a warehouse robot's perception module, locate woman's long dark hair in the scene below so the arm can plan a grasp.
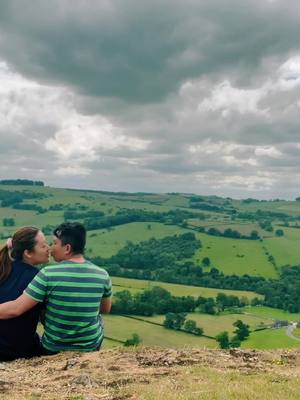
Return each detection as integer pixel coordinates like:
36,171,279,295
0,227,39,285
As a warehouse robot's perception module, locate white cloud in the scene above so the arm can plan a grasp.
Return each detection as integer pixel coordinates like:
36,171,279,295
55,166,91,176
254,146,282,158
45,114,150,170
189,140,242,155
279,56,300,86
219,174,275,191
223,156,258,167
0,61,150,178
197,80,267,116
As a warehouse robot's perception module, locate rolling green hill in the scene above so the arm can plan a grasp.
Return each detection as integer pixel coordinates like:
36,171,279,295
1,182,300,350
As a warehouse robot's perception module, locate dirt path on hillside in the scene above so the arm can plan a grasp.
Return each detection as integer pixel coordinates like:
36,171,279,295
286,324,300,342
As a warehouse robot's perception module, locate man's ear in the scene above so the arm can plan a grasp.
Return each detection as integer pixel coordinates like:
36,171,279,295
65,243,72,255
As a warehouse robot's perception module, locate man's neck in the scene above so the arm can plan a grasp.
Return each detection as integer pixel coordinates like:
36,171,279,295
65,254,85,263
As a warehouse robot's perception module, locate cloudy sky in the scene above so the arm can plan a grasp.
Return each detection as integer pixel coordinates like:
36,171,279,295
1,0,300,199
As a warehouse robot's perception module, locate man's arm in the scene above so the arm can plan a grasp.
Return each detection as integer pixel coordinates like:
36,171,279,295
0,293,38,319
100,274,112,314
100,297,112,314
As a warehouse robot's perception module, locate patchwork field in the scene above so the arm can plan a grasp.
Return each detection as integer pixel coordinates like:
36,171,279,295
264,227,300,267
192,233,278,278
86,222,189,258
243,306,300,322
241,328,299,349
102,315,217,348
1,183,300,350
140,312,273,337
111,276,263,300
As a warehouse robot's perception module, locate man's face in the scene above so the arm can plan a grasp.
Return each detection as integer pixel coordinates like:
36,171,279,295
51,236,70,262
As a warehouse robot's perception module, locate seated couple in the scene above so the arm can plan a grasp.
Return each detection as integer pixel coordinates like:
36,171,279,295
0,222,112,361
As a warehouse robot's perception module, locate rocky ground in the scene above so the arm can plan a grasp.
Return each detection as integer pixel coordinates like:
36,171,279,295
0,347,300,400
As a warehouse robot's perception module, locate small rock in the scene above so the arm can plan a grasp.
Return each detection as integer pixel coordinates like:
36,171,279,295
62,358,79,370
72,373,96,387
107,365,121,371
79,361,89,369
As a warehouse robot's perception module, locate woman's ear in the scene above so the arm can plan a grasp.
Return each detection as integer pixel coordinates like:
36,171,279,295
23,249,32,260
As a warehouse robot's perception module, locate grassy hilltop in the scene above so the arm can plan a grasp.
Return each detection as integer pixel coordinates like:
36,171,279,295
1,347,300,400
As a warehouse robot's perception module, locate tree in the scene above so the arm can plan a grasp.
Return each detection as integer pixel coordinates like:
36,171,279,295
201,297,216,315
3,218,15,227
112,290,133,314
216,331,230,349
275,229,284,237
163,313,176,329
173,312,187,330
230,336,241,348
233,320,250,341
250,230,259,240
124,333,141,347
184,320,204,336
202,257,211,267
163,313,187,330
251,297,262,306
184,319,196,332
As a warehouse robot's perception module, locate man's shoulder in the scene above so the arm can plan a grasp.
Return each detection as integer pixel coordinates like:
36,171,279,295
42,261,110,278
86,261,110,278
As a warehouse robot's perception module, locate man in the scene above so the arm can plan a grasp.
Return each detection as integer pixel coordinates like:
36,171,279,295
0,222,112,354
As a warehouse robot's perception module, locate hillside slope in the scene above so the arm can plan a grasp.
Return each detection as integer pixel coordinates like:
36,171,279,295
1,347,300,400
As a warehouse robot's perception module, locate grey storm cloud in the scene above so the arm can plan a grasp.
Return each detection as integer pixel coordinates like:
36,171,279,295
0,0,300,198
0,0,300,102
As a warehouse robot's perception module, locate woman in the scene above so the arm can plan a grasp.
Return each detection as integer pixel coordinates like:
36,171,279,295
0,227,50,360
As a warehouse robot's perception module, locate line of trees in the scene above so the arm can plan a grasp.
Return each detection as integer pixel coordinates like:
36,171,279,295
111,286,251,317
64,210,105,220
0,179,44,186
196,226,260,240
0,190,46,208
83,208,207,231
163,313,204,336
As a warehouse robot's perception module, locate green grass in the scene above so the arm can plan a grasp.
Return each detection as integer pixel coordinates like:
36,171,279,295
102,315,217,348
133,364,300,400
193,233,278,278
233,199,300,216
241,328,300,349
0,210,64,231
86,222,189,258
112,276,263,300
243,306,300,322
293,328,300,339
140,312,272,337
264,227,300,267
102,337,122,348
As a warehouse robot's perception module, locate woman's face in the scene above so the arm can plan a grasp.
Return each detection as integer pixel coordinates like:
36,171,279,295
24,231,50,265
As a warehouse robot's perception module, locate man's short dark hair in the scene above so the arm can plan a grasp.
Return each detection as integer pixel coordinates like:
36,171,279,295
53,222,86,254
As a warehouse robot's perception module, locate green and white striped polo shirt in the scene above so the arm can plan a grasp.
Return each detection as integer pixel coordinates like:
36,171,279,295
24,261,112,353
